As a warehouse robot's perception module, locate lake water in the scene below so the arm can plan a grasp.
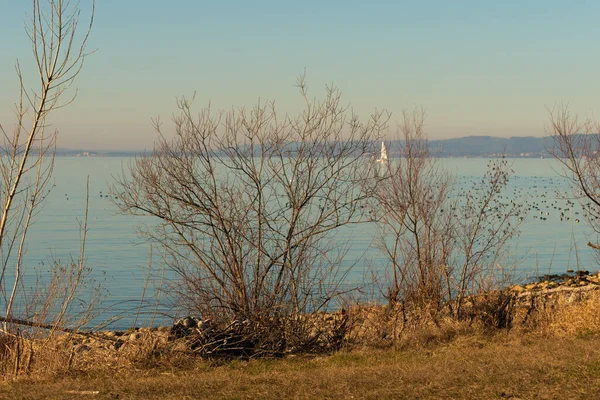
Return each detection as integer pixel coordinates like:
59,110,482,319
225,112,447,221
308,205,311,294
8,157,600,329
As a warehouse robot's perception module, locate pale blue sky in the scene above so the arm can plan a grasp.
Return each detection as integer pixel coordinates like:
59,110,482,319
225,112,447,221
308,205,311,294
1,1,599,150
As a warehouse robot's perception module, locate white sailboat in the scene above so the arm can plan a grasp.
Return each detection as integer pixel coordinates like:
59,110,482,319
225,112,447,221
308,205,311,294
376,141,388,164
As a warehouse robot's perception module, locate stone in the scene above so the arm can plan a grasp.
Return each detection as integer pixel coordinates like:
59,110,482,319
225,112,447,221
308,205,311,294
181,317,197,328
171,316,203,339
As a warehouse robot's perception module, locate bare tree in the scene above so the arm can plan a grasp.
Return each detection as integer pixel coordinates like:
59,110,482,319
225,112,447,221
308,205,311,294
115,76,388,354
0,0,95,334
373,109,522,325
548,105,600,250
373,110,453,311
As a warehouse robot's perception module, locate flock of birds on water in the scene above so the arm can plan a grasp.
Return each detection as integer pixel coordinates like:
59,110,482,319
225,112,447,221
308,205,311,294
56,175,595,230
61,190,120,202
455,175,592,227
511,176,591,224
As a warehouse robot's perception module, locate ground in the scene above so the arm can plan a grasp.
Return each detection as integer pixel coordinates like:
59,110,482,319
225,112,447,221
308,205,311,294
3,333,600,399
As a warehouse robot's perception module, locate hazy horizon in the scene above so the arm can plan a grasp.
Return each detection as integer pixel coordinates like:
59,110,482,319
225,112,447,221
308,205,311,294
52,133,549,153
2,1,599,151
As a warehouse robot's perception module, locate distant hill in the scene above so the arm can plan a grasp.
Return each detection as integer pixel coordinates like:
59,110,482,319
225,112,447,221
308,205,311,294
410,135,552,158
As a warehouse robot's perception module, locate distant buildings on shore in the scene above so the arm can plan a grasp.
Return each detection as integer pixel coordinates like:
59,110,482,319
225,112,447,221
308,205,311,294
75,151,99,157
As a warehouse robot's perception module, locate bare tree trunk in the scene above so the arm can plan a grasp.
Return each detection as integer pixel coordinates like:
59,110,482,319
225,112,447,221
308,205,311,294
0,0,95,333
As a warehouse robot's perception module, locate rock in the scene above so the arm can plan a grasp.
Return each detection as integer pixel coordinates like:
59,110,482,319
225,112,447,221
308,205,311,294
181,317,197,328
586,276,599,284
171,316,202,339
525,283,537,290
511,285,525,293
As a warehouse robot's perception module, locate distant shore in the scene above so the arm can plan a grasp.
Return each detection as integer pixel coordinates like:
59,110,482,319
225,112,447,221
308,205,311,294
52,134,555,159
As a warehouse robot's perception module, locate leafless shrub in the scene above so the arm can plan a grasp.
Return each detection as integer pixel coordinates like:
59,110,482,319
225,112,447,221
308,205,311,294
0,0,96,375
547,104,600,250
372,109,523,326
115,75,388,355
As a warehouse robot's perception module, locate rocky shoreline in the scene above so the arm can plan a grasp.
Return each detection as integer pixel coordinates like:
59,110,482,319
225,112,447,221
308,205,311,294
37,270,600,361
510,270,600,297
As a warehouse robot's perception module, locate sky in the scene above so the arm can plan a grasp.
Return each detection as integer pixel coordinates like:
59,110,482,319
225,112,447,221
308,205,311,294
1,0,600,151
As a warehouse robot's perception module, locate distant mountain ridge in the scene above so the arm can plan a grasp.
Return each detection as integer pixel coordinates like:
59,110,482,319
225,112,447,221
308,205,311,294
425,135,551,157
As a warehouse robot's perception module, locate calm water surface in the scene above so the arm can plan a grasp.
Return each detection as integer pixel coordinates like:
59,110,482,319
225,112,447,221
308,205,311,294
14,157,600,328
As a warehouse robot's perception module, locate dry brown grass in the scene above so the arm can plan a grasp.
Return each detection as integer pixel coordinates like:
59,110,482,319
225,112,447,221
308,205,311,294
509,288,600,338
346,303,481,350
4,291,600,399
539,294,600,337
2,333,600,399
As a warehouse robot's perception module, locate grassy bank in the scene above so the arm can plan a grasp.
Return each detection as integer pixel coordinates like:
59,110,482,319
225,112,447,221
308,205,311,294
3,283,600,399
2,333,600,399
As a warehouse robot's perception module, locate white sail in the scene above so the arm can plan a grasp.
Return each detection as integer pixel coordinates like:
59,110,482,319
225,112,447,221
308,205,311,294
376,141,388,163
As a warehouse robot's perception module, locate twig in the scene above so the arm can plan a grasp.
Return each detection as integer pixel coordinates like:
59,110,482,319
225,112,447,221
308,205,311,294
0,315,123,343
587,242,600,251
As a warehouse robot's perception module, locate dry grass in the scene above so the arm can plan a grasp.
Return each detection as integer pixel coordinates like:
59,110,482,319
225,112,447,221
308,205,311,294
2,333,600,399
4,290,600,399
539,295,600,337
346,303,483,349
